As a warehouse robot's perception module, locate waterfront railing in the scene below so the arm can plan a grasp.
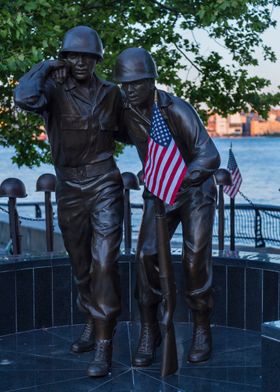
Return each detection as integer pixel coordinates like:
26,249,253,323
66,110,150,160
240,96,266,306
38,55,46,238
1,200,279,253
0,171,279,255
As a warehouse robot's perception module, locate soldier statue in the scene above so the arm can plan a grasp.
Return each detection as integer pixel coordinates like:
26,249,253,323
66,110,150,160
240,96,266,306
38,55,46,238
114,48,221,367
14,26,124,377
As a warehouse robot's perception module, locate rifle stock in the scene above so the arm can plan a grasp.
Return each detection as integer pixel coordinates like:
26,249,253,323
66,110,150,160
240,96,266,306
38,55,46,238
154,198,178,377
161,322,178,377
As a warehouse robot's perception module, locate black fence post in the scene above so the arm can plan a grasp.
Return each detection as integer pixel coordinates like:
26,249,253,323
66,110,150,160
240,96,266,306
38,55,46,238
254,208,265,248
230,197,235,251
45,191,54,252
35,204,42,218
36,174,56,252
121,172,140,255
218,185,225,250
124,188,132,253
0,178,27,255
8,198,21,255
214,169,232,252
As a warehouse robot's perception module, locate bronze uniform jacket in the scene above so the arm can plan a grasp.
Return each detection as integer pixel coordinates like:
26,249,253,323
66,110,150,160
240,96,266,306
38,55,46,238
122,89,221,204
14,60,122,168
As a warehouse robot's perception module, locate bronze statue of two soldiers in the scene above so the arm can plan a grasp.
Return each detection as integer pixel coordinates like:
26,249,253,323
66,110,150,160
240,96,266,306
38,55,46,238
14,26,220,378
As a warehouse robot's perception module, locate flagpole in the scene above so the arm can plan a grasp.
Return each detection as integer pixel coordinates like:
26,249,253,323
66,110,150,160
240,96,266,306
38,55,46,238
218,183,225,252
224,142,241,253
230,196,235,251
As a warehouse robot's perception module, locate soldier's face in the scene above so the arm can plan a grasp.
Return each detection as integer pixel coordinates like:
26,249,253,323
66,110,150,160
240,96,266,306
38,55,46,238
122,79,155,107
65,52,97,81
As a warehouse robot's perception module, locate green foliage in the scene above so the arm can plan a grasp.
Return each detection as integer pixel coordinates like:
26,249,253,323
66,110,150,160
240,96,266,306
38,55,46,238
1,0,280,166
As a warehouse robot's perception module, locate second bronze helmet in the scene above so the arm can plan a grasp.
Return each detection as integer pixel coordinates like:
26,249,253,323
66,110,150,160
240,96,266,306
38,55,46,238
113,48,158,83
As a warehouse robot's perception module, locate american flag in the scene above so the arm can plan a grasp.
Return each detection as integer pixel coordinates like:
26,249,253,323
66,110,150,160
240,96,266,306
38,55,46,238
224,147,242,198
144,104,187,205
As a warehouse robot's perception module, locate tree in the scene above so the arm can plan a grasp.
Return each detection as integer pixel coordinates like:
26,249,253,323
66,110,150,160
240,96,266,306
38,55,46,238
1,0,280,167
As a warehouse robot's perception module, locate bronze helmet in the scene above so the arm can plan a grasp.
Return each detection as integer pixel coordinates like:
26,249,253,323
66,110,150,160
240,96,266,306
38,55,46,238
121,172,140,190
36,174,57,192
0,178,27,198
59,26,103,61
113,48,158,83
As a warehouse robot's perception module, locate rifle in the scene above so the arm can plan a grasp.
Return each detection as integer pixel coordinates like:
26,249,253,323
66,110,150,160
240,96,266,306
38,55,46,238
127,92,178,375
154,197,178,377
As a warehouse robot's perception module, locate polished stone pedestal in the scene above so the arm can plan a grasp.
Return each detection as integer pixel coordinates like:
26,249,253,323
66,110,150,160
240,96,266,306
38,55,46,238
0,322,261,392
262,321,280,392
1,251,279,391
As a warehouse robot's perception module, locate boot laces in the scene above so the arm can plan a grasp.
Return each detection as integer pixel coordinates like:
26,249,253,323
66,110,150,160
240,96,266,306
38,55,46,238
138,324,157,354
193,326,209,348
94,340,112,362
80,320,93,341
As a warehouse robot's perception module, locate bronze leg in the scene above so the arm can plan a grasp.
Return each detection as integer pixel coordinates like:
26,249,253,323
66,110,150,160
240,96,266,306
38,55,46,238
180,181,217,363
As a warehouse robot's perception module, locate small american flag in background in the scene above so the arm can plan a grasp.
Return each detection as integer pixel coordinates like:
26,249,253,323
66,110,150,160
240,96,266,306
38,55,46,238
224,147,242,198
144,104,187,205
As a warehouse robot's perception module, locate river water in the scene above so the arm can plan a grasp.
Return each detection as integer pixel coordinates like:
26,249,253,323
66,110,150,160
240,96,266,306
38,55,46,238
0,137,279,206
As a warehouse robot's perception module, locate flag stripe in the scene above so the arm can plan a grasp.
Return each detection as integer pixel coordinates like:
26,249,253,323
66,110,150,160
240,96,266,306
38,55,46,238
143,104,187,205
163,152,184,202
170,163,187,205
148,144,165,193
158,145,178,200
152,141,177,198
145,141,158,185
165,158,187,204
152,142,175,195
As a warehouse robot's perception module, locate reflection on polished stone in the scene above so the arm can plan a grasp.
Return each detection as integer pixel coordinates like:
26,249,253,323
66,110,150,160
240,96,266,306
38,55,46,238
262,320,280,392
0,322,261,392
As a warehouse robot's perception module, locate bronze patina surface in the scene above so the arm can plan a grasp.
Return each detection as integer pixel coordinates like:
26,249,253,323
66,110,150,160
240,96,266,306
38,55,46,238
14,26,124,377
114,47,221,369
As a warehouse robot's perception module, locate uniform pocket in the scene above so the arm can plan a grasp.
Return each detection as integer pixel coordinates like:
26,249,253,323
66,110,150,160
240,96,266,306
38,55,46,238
60,115,88,130
60,115,89,155
99,119,118,133
95,119,117,152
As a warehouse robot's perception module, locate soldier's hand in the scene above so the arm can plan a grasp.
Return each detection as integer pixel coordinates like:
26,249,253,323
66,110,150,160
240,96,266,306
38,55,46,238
48,60,68,84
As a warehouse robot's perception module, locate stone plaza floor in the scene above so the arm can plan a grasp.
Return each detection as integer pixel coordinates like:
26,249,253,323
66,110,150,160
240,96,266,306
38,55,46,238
0,322,261,392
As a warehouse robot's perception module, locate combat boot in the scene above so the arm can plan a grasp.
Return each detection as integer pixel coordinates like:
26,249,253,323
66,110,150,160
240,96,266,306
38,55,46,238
187,310,212,363
133,322,162,367
71,317,95,353
87,339,112,377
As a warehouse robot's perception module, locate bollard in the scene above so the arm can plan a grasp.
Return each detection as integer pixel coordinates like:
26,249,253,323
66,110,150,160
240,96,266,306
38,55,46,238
36,174,56,252
214,169,232,252
137,170,144,186
121,172,140,254
0,178,27,255
229,197,235,251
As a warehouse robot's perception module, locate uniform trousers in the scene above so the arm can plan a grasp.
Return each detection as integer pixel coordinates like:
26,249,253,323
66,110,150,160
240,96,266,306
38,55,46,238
56,168,124,321
135,176,217,312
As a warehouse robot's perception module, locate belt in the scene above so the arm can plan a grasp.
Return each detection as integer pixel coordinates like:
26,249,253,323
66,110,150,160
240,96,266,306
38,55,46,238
55,158,116,180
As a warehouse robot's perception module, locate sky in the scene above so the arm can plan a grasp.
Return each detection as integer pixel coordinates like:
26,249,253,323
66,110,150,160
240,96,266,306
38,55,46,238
247,7,280,92
177,7,280,93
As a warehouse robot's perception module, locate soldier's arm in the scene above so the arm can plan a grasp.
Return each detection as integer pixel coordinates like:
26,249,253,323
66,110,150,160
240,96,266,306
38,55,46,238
114,88,133,145
13,60,65,113
169,99,220,186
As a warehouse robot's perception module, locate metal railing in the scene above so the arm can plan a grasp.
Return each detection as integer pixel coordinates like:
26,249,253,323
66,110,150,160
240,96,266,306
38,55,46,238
213,204,280,248
0,201,53,219
0,171,279,255
127,203,280,250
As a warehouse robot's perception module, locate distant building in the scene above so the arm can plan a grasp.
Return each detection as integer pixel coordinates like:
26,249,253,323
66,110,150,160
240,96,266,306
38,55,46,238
207,113,245,136
250,109,280,136
207,110,280,136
